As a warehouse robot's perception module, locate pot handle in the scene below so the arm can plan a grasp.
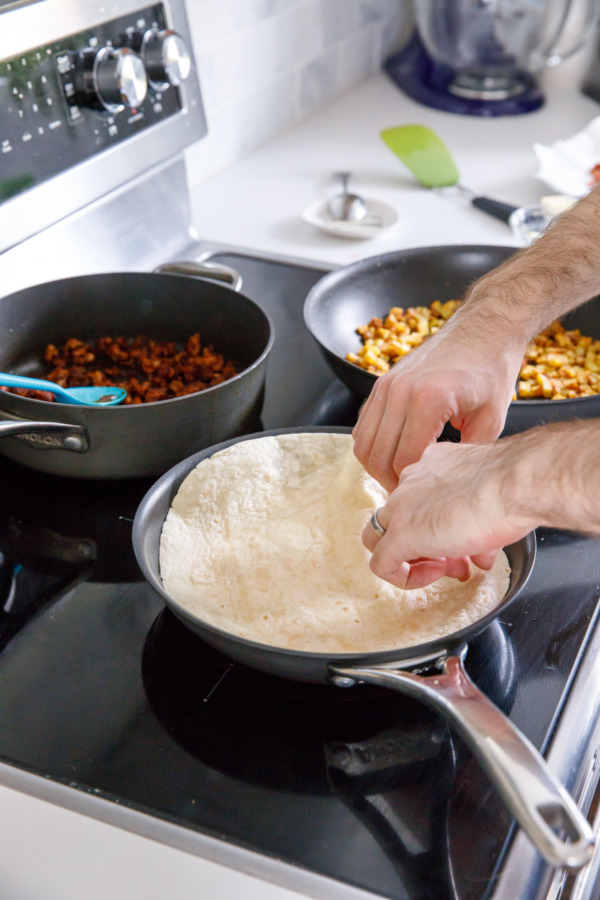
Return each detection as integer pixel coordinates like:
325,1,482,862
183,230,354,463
330,648,595,870
0,420,89,452
153,260,243,292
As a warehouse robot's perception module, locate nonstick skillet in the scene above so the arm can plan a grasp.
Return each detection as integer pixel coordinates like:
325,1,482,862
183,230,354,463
303,245,600,434
132,426,594,869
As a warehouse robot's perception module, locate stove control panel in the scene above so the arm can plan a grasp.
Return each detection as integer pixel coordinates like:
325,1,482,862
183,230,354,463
128,27,192,90
66,45,150,113
0,3,195,205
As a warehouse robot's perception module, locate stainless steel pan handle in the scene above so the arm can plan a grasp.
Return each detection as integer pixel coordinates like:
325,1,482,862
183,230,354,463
154,260,243,292
331,648,595,869
0,420,89,452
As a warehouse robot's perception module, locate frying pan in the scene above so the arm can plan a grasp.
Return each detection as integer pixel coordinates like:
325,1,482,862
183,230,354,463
132,426,594,869
0,261,273,479
303,245,600,434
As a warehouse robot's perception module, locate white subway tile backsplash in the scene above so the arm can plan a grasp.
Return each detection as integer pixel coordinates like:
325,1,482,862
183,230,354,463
321,0,361,46
339,26,380,88
378,2,415,60
359,0,401,27
297,52,342,117
186,0,301,50
184,0,413,186
185,71,298,181
199,20,283,109
273,2,325,72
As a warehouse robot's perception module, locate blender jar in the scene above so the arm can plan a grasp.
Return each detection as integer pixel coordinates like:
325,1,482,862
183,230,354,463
413,0,599,101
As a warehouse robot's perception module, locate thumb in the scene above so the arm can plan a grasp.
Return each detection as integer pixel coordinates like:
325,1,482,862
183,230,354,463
471,550,500,571
454,408,506,445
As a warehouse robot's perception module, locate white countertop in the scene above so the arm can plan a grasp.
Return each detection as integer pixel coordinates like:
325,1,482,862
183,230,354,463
189,71,600,267
2,72,600,900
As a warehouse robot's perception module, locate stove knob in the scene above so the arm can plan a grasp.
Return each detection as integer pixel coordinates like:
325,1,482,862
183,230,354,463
139,29,192,89
76,46,148,112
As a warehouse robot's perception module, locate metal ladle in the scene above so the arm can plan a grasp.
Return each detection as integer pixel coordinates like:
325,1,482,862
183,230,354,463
327,172,381,225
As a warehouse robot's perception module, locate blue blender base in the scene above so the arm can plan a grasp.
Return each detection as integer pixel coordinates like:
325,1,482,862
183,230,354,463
385,33,544,117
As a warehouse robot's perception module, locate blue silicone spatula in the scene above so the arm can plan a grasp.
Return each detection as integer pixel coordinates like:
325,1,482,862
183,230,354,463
0,372,127,405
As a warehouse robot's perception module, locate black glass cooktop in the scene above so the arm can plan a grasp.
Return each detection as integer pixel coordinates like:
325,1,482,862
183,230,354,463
0,251,599,900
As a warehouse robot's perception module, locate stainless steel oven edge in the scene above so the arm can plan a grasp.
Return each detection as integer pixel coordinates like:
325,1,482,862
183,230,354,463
491,596,600,900
0,0,206,253
0,157,195,297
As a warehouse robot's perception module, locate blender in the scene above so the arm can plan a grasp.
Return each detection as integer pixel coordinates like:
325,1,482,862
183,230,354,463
385,0,600,116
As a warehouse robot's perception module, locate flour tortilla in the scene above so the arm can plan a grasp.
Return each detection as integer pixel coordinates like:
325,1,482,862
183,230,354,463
159,432,510,653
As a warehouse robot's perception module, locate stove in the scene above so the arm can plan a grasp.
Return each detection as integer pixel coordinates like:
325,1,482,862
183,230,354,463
2,3,600,900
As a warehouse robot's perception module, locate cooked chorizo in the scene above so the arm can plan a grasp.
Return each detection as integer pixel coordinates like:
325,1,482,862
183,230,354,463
20,334,237,404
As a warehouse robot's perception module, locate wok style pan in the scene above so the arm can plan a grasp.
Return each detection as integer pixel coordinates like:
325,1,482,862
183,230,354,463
303,245,600,434
132,426,594,870
0,261,273,479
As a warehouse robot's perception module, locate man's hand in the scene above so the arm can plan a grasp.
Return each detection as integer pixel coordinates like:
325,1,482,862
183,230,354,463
353,317,524,492
361,440,532,589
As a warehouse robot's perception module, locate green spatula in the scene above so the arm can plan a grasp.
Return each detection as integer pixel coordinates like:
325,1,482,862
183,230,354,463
381,125,518,224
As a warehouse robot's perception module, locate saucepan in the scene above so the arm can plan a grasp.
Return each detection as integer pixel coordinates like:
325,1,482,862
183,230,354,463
303,245,600,434
132,425,594,870
0,261,273,479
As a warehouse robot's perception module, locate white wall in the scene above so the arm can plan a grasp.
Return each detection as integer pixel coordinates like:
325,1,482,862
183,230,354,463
184,0,413,186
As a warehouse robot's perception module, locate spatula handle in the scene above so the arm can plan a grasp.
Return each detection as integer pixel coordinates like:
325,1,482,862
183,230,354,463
471,195,518,224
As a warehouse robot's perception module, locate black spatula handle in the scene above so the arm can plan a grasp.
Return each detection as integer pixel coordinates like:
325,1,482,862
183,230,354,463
471,195,518,224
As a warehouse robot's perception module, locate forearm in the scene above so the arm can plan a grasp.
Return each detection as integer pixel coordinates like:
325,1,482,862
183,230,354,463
499,419,600,536
454,185,600,342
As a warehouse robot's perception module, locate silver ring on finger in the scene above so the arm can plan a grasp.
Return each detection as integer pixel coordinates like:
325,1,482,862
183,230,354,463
370,508,387,538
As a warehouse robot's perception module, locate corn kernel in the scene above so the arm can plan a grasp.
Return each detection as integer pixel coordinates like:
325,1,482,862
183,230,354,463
348,305,600,401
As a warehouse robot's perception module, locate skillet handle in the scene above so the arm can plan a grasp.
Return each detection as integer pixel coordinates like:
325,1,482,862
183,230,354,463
0,420,89,452
153,260,243,292
330,651,594,870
